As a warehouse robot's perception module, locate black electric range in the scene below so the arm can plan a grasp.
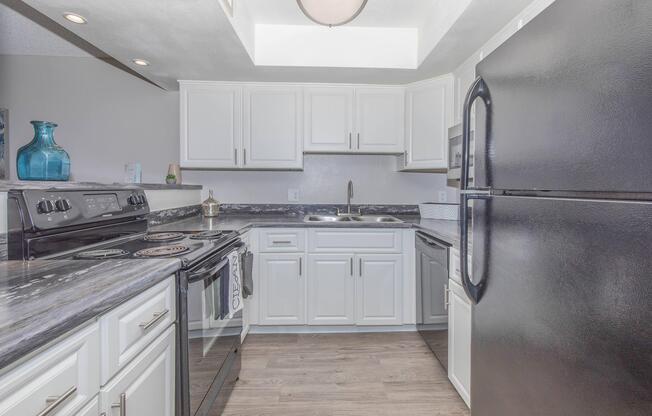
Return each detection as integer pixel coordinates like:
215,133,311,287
7,189,244,416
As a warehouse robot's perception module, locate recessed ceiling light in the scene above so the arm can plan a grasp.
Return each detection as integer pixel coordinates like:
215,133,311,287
63,12,87,24
132,59,150,67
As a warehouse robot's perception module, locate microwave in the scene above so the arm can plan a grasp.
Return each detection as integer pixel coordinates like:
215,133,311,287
447,123,474,181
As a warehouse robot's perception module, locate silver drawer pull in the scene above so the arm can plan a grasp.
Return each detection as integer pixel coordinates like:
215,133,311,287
139,309,169,331
272,240,292,244
111,393,127,416
38,386,77,416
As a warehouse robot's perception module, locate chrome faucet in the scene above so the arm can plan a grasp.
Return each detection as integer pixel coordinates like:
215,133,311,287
347,180,354,214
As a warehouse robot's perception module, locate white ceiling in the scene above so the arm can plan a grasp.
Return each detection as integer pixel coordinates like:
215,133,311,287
9,0,536,90
0,3,89,57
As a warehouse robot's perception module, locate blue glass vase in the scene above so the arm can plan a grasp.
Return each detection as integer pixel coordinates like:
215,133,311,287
17,121,70,181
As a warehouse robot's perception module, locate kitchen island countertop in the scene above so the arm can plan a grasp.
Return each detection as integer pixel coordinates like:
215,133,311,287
0,258,181,371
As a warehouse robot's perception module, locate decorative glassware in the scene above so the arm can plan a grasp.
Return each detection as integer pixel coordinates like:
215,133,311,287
17,121,70,181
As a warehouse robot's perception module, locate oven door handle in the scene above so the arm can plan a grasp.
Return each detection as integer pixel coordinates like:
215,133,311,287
188,258,229,283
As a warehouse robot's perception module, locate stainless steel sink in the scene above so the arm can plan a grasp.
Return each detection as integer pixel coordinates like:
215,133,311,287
303,214,403,223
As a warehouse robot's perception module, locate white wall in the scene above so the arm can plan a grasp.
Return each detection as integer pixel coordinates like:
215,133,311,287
185,154,456,205
0,55,179,183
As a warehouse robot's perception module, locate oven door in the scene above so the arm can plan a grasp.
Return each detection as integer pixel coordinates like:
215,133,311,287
179,241,244,416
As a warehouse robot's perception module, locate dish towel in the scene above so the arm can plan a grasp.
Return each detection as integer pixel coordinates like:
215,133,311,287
241,250,254,298
227,249,243,319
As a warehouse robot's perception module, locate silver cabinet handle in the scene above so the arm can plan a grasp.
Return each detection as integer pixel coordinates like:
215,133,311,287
139,309,169,331
272,240,292,244
111,393,127,416
234,148,238,165
359,258,362,277
243,148,247,165
299,257,302,276
357,133,360,149
349,133,352,149
38,386,77,416
350,258,353,276
444,284,450,310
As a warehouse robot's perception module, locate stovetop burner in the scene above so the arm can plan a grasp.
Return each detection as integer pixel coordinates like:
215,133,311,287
75,248,129,259
134,245,191,258
189,230,225,240
144,232,185,242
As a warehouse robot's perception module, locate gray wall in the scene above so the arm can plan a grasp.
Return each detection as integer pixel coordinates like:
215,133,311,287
0,55,179,183
0,54,457,204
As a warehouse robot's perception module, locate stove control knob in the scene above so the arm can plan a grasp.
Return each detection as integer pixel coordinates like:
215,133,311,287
55,199,72,212
137,195,146,205
37,200,55,214
128,195,138,205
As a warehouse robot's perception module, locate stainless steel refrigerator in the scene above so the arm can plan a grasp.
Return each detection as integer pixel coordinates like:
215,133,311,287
459,0,652,414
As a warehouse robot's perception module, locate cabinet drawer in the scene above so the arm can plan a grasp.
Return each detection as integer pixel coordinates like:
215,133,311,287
259,229,306,252
0,323,100,416
100,276,175,385
308,229,402,253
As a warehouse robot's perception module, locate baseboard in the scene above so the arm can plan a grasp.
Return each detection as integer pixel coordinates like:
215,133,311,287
248,324,417,334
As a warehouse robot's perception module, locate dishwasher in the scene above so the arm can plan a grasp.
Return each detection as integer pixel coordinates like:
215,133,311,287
415,231,450,371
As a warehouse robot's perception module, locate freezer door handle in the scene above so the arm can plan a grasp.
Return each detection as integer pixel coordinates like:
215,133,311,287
459,76,492,304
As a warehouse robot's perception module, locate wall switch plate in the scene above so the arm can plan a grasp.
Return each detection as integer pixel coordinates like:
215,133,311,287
288,188,300,202
438,191,447,203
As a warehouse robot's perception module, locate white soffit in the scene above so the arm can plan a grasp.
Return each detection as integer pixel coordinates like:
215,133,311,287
254,24,418,69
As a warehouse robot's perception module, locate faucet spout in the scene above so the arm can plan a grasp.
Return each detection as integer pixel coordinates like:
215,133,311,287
347,180,354,214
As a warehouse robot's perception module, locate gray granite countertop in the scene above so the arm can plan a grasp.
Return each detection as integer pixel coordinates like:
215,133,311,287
0,181,201,191
152,214,462,248
0,259,181,371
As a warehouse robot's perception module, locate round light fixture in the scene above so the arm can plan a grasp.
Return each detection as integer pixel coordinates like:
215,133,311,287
63,12,87,24
131,59,150,67
296,0,368,27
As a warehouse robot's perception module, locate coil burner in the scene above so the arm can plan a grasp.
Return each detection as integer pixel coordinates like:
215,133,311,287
134,245,190,258
143,232,185,242
75,249,129,259
189,230,225,240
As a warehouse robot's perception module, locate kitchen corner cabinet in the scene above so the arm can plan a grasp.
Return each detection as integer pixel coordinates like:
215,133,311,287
448,278,472,407
401,76,453,170
259,253,306,325
180,82,303,170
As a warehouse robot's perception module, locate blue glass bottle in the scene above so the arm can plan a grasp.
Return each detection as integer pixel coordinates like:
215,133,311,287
17,121,70,181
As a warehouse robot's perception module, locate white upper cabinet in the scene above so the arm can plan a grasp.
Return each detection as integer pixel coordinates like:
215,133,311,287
243,86,303,169
355,87,405,153
403,76,453,170
304,87,354,153
180,83,241,169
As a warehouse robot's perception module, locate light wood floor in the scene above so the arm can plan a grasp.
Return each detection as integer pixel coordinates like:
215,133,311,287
221,332,470,416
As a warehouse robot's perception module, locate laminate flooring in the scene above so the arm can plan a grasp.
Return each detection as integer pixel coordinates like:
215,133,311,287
221,332,470,416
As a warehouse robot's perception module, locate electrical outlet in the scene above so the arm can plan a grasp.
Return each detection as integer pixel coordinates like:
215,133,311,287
288,188,300,202
438,191,447,203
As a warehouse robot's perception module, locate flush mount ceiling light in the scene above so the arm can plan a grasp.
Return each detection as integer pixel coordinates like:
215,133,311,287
62,12,87,24
297,0,368,27
131,59,150,66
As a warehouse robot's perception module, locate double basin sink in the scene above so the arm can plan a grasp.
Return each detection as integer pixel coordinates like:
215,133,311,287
304,214,403,223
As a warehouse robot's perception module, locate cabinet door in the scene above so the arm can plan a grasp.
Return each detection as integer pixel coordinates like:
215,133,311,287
259,254,306,325
355,254,402,325
417,246,449,325
180,83,242,168
405,77,453,170
75,396,99,416
448,279,471,407
307,254,355,325
243,86,303,169
100,326,175,416
304,87,354,152
354,87,405,153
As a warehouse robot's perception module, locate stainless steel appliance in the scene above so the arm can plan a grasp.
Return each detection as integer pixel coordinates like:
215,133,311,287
7,189,245,416
447,124,473,181
415,232,449,371
460,0,652,414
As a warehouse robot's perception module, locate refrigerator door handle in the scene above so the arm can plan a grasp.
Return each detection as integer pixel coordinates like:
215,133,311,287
460,76,492,304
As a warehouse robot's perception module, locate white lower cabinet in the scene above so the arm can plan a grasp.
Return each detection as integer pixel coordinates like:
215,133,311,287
448,278,471,407
307,254,356,325
259,253,306,325
0,323,100,416
356,254,403,325
76,396,99,416
100,325,176,416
